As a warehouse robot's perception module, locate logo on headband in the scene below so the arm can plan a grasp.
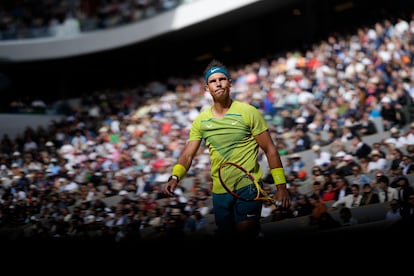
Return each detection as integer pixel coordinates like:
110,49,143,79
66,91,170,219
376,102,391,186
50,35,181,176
205,66,230,82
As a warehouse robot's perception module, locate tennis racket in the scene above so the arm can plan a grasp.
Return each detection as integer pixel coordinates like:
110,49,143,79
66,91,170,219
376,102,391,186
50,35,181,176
218,161,281,206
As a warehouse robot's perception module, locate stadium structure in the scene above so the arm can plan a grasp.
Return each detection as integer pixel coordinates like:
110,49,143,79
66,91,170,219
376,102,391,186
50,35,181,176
0,0,413,101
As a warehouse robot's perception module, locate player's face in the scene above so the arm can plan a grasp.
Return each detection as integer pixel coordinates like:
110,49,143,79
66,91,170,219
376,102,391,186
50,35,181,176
205,73,231,100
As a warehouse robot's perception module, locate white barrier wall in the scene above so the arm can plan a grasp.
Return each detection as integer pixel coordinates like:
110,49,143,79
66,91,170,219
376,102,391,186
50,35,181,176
0,114,64,140
0,0,262,62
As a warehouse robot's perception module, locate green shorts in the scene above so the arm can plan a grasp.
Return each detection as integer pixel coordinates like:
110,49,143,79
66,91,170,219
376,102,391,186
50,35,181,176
212,183,263,236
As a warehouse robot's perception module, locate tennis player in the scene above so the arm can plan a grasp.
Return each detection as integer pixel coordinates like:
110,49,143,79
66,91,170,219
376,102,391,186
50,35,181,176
163,59,290,240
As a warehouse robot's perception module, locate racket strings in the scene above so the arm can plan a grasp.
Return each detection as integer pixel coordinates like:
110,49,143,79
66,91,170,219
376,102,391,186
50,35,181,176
219,163,281,206
220,164,250,191
219,162,263,201
256,188,273,202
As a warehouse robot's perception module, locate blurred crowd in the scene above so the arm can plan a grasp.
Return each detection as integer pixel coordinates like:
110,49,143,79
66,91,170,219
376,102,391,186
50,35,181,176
1,11,414,243
0,0,196,40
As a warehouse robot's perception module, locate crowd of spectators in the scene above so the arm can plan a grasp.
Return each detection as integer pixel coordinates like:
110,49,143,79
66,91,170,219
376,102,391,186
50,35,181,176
0,0,196,40
1,11,414,244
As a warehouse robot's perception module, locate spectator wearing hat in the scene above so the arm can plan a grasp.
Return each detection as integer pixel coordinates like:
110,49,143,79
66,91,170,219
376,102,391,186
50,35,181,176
384,127,407,148
371,142,387,158
334,151,346,159
9,152,23,170
321,155,338,176
294,116,308,132
285,153,306,175
337,154,360,177
118,190,132,205
333,150,347,171
402,122,414,145
311,144,331,167
367,149,388,173
45,158,61,176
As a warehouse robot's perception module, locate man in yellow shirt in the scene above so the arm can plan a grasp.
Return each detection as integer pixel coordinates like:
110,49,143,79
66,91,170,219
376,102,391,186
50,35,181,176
163,59,289,240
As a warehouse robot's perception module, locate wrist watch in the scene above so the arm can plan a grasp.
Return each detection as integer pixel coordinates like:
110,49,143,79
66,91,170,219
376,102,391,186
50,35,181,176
168,175,179,182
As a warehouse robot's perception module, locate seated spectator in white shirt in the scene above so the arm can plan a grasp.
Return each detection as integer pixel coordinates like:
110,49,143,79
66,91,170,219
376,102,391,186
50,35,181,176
331,184,363,210
384,127,407,148
311,144,331,167
377,175,399,203
402,122,414,145
366,149,388,173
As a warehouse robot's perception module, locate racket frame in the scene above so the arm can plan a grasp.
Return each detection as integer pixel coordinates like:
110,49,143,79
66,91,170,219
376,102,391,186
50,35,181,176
218,161,275,203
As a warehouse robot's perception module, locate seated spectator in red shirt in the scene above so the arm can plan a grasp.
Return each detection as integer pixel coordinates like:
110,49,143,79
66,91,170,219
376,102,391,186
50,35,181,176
321,181,336,202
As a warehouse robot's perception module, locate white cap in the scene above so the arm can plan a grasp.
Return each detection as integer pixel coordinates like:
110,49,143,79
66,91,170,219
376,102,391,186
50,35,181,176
295,117,306,124
390,127,399,134
312,145,321,151
335,151,346,158
119,190,128,196
381,97,391,103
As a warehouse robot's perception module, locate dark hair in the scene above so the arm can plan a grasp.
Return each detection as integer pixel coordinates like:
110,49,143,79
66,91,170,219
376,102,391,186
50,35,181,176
313,181,321,186
203,59,229,78
377,175,389,185
310,194,320,201
351,183,360,191
396,176,409,186
363,183,371,189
